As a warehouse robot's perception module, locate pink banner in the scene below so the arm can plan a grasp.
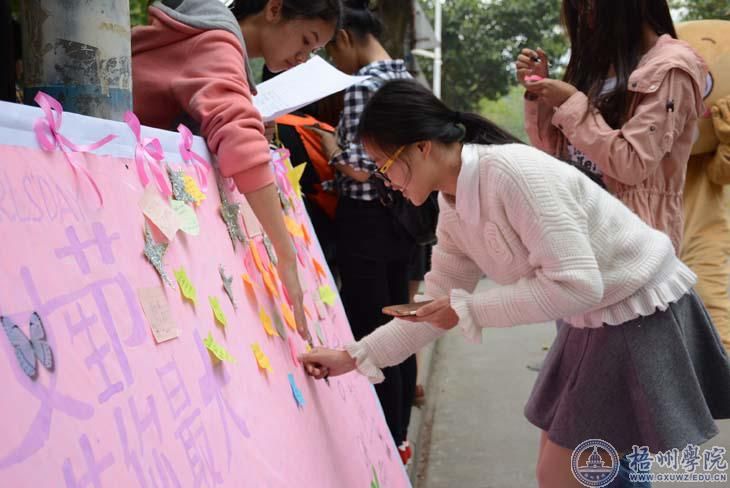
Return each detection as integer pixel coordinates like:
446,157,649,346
0,109,408,487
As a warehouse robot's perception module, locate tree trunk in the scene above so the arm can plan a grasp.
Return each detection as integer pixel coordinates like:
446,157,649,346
376,0,414,58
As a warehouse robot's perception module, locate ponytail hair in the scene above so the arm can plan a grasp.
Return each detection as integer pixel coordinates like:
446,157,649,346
341,0,383,40
231,0,342,25
359,79,521,153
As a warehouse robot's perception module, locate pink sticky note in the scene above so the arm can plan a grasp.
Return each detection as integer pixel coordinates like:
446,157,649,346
139,185,180,240
288,335,300,367
525,75,544,82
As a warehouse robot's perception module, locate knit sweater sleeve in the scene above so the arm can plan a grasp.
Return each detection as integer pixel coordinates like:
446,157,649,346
345,216,482,383
463,162,605,327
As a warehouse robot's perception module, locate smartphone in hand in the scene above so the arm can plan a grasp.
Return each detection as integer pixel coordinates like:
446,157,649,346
382,301,434,317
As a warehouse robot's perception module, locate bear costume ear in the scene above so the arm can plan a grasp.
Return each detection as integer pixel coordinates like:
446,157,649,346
677,20,730,155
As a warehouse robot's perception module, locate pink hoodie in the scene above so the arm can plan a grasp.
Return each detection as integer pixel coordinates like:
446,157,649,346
132,4,272,193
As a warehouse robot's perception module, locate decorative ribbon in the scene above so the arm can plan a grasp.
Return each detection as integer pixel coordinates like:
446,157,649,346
33,91,116,206
124,111,171,198
177,124,210,192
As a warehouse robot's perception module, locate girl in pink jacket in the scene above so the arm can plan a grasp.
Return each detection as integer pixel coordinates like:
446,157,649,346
516,0,707,254
132,0,342,341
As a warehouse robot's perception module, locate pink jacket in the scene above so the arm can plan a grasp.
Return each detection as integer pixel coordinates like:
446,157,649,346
132,6,272,193
525,35,707,252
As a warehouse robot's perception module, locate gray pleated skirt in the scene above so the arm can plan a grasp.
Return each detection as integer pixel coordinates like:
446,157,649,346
524,289,730,453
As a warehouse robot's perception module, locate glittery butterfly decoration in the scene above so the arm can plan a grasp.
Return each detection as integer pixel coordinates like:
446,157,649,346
219,265,237,310
143,222,173,286
167,165,195,204
217,177,245,250
263,234,278,266
1,312,54,378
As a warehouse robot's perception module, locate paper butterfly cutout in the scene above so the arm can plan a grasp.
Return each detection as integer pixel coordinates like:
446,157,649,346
167,166,195,204
143,222,173,286
219,265,237,310
217,176,245,250
1,312,54,378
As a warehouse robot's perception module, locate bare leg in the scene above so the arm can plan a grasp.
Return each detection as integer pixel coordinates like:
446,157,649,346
536,436,584,488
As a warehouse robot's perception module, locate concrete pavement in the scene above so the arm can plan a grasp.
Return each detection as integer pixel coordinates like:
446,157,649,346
407,281,730,488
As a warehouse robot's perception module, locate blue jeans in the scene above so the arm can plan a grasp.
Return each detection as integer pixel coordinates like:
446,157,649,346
608,455,651,487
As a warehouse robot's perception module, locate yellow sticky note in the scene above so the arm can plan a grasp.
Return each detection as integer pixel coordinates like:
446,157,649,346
259,307,279,337
251,343,273,373
262,269,279,298
284,215,304,238
280,301,297,331
183,174,206,206
170,200,200,235
249,239,265,273
174,268,197,305
209,296,228,327
319,285,337,306
305,342,312,353
204,331,235,362
286,163,306,197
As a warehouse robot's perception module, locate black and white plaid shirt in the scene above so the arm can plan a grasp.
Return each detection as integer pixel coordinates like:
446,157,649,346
330,59,412,201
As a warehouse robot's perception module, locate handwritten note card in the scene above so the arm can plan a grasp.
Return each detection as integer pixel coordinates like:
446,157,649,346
139,185,179,240
138,287,179,343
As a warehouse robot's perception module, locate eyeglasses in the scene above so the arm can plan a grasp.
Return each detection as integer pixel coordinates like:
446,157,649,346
372,145,405,187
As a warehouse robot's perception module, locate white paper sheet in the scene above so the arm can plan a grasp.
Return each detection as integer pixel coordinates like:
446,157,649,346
253,56,369,122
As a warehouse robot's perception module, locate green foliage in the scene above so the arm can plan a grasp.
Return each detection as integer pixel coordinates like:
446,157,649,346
418,0,568,111
671,0,730,21
130,0,149,26
479,85,528,142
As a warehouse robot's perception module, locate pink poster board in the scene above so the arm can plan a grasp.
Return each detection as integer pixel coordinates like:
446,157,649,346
0,100,409,488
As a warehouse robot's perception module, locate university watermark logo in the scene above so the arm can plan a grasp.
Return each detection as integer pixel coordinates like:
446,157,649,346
571,439,620,487
624,444,728,484
571,439,729,486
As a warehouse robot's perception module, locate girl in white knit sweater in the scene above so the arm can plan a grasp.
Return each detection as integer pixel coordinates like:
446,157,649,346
300,79,730,488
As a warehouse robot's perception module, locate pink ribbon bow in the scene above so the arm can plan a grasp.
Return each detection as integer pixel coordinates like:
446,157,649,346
33,92,116,206
124,111,171,198
176,124,210,192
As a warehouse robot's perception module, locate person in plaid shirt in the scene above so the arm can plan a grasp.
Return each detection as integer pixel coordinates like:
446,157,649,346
315,0,417,465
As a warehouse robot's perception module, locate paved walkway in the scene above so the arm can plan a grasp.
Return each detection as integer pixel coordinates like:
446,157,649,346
409,281,730,488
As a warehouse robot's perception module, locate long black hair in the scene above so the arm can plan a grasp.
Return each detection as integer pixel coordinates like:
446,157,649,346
231,0,342,24
562,0,677,128
359,79,521,154
340,0,382,40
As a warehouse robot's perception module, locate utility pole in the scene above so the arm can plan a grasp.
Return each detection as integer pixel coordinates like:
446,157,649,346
411,0,443,98
20,0,132,120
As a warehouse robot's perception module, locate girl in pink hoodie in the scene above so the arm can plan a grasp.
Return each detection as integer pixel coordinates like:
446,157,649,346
132,0,341,342
516,0,706,254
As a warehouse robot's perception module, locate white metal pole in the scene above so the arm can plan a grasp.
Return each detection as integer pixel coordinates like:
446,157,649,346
433,0,443,98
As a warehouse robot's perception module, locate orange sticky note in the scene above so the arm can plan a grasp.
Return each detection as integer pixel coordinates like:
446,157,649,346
242,273,255,290
268,262,280,283
302,224,312,246
262,269,279,298
259,307,279,337
312,258,327,280
251,343,273,373
303,304,313,321
249,239,265,273
280,301,297,331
